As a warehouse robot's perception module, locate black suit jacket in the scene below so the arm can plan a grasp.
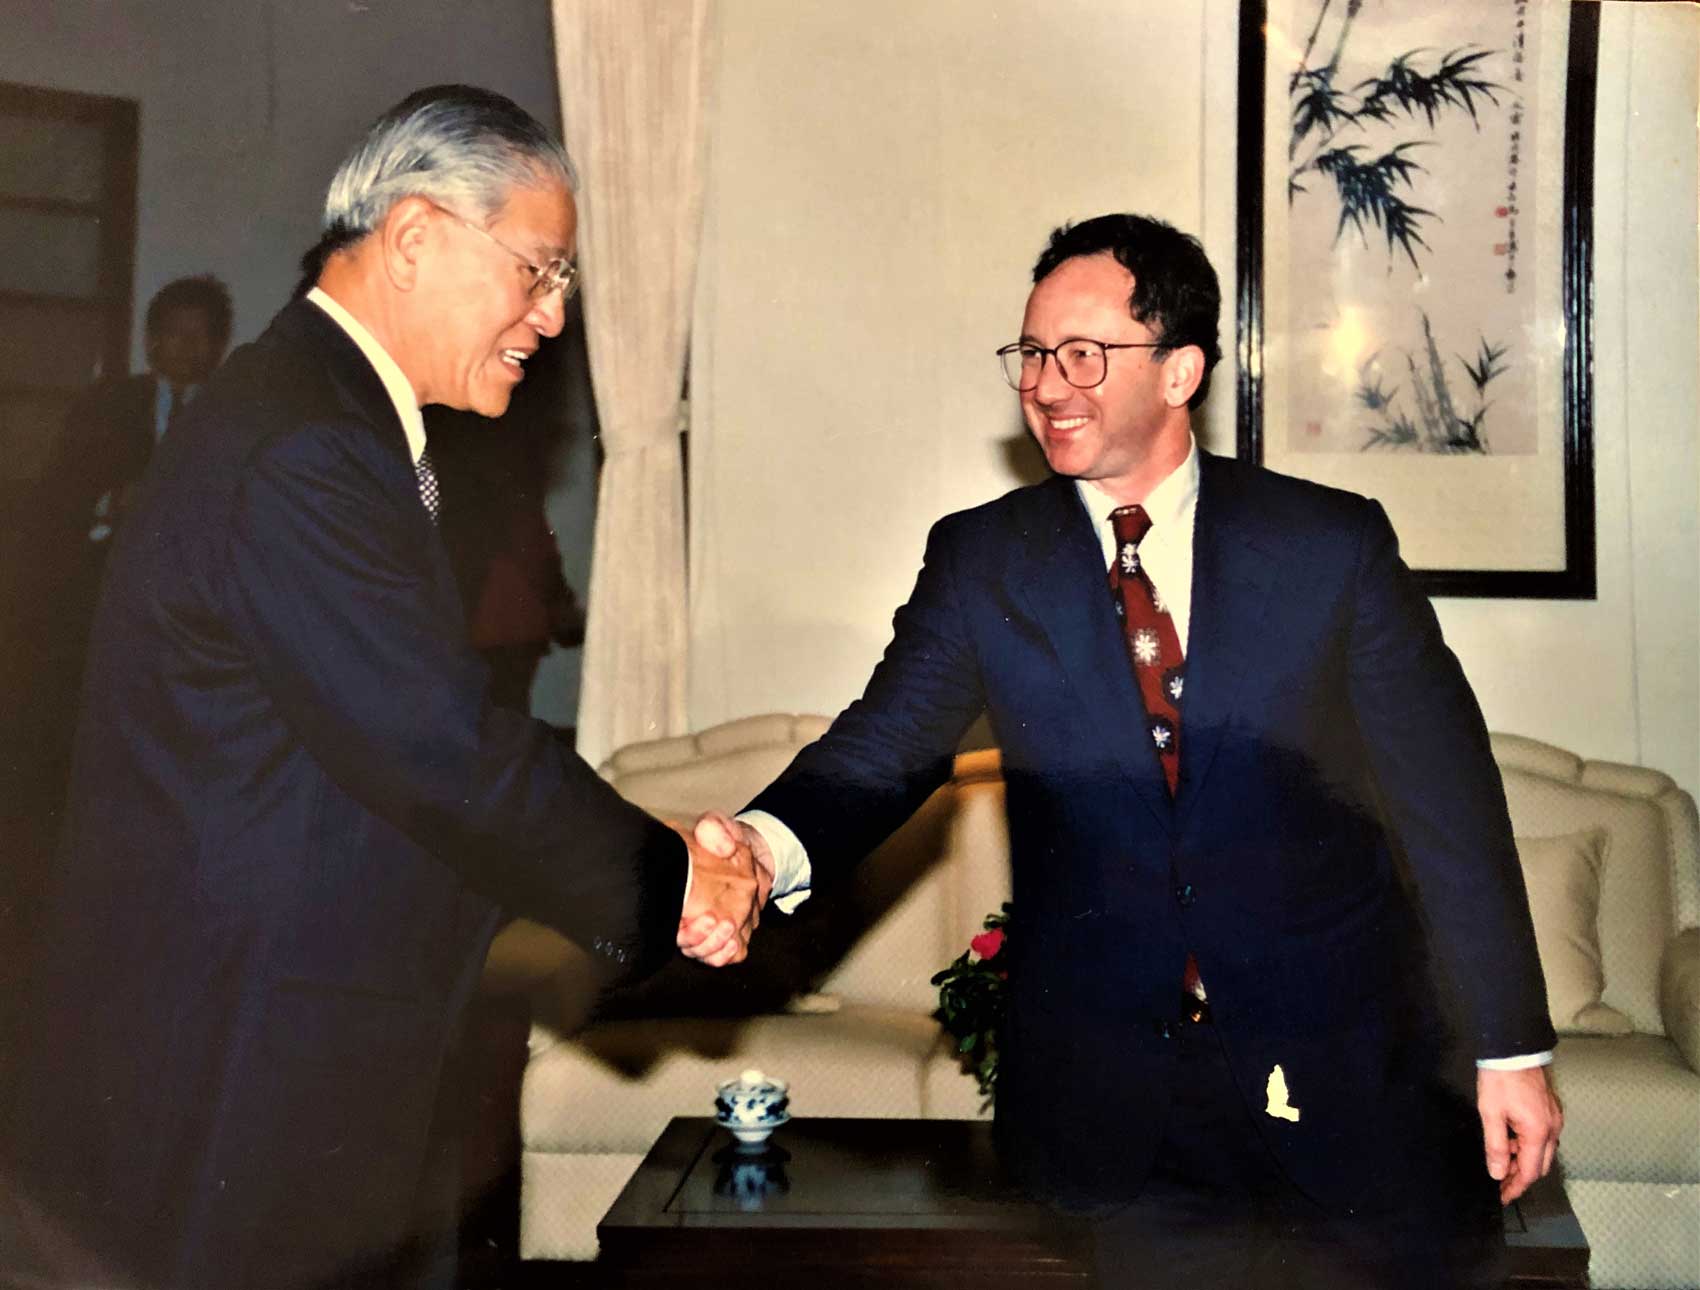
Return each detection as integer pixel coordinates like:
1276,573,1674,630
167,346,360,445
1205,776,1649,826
751,455,1554,1213
4,300,686,1289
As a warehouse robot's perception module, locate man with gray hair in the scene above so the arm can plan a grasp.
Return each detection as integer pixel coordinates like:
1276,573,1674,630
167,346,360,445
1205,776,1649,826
2,85,763,1290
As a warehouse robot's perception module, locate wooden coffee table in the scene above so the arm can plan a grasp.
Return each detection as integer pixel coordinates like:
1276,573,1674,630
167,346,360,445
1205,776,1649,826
587,1117,1587,1289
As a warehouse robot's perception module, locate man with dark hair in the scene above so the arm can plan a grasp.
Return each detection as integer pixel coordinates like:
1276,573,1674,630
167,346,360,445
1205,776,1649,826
4,85,762,1290
51,273,234,549
144,274,235,374
690,213,1561,1286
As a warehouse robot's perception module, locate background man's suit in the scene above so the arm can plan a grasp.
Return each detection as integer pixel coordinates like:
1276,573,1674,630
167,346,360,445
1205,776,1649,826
46,371,164,545
749,451,1555,1220
4,299,685,1290
2,375,168,1003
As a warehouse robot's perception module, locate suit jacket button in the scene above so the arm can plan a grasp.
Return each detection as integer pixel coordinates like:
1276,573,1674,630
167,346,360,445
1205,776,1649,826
1174,883,1196,908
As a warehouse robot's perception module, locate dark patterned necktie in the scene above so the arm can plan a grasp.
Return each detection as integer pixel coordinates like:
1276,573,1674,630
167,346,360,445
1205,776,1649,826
1108,504,1203,1004
415,445,441,525
1108,505,1184,793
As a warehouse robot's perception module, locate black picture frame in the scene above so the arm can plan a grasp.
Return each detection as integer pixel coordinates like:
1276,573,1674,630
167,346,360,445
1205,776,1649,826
1235,0,1598,599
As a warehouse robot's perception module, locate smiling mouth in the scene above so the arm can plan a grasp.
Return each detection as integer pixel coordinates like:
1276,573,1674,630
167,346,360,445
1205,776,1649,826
499,347,532,377
1047,415,1089,432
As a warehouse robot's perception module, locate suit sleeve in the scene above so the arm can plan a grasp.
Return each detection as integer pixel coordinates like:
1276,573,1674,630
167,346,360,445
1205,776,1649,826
1344,500,1556,1059
747,517,987,891
224,421,686,980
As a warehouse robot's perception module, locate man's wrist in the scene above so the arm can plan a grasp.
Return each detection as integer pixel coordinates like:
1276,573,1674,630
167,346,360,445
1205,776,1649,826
736,809,811,913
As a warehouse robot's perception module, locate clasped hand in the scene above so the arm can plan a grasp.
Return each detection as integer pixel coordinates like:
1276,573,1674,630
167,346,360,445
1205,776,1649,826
675,812,774,967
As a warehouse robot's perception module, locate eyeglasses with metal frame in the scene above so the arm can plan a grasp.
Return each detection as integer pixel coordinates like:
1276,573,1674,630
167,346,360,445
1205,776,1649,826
995,338,1163,392
428,200,580,302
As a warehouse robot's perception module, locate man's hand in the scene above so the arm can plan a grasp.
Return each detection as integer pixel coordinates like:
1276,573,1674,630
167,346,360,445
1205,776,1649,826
674,812,773,967
1477,1065,1564,1204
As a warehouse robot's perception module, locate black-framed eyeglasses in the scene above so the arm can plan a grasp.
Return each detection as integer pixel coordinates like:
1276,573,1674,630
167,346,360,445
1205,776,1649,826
995,338,1162,391
428,200,580,302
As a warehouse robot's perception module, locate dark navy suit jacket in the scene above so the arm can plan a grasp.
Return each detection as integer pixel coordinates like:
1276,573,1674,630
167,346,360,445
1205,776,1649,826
750,454,1555,1212
5,300,686,1289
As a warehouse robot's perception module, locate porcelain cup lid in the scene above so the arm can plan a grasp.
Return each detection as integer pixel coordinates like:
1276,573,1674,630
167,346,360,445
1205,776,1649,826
718,1067,787,1097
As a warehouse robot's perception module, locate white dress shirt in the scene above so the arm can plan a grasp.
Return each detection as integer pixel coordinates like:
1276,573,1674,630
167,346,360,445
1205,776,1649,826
742,440,1547,1069
1077,438,1201,653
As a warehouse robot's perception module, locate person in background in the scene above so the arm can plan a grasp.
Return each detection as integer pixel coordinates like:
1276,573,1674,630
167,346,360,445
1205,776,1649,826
52,273,234,549
428,383,587,719
0,275,235,957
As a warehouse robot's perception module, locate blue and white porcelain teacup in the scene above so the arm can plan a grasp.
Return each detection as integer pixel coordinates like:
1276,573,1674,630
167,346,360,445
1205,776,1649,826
714,1068,790,1147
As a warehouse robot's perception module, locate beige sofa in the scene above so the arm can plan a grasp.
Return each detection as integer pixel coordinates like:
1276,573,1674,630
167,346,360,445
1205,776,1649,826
492,716,1700,1288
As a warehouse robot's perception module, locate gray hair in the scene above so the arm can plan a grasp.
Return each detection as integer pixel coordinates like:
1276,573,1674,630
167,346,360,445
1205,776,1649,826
321,84,577,240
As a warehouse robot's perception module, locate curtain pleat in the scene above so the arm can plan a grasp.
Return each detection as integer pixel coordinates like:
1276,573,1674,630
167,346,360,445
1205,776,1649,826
553,0,713,765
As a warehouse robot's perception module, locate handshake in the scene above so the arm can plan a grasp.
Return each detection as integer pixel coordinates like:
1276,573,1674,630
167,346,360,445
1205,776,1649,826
674,812,774,967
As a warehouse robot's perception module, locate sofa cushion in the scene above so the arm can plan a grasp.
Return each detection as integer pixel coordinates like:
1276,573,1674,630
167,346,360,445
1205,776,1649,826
1516,830,1633,1035
519,1151,646,1262
1496,734,1697,1035
521,1006,943,1154
1564,1177,1700,1290
1550,1033,1700,1184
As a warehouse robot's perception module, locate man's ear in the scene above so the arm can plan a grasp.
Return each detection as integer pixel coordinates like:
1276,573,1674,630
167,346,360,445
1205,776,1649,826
1160,345,1205,409
378,196,434,292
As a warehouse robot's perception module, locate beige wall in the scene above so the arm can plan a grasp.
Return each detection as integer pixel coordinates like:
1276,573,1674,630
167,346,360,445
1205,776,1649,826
688,0,1699,800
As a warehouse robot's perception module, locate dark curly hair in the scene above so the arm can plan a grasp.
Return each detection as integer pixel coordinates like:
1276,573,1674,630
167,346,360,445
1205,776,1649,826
1032,214,1222,409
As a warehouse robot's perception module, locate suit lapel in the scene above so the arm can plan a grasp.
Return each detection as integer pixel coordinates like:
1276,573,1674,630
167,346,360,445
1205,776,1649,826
265,300,454,590
1175,454,1278,826
1011,478,1175,833
275,299,414,467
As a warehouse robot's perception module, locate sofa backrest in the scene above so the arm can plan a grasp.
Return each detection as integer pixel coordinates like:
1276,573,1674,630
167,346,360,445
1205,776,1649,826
1493,733,1699,1035
598,712,834,809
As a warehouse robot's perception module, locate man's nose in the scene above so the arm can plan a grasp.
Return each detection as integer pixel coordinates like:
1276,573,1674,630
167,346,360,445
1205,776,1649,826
528,289,567,339
1030,351,1073,404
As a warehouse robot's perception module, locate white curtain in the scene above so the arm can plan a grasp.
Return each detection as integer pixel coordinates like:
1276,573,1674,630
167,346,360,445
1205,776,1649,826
554,0,714,765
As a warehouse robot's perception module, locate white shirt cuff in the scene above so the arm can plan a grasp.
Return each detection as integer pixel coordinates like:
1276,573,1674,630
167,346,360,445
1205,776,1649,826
736,809,812,913
1476,1051,1554,1071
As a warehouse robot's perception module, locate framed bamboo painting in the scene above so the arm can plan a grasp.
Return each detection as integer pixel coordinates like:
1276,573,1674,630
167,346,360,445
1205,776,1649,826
1236,0,1597,598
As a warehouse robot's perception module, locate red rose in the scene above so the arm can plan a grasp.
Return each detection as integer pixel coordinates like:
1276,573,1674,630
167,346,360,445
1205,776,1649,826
970,929,1005,960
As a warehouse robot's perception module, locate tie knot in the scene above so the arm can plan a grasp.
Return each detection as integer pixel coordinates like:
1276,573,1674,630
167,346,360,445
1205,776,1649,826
1110,505,1152,547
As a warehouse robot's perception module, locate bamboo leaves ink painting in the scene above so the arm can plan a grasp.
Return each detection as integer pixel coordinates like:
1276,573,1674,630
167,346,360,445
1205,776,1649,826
1237,0,1596,597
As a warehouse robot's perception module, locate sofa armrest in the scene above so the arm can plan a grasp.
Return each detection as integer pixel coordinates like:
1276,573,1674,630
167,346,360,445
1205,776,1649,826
1659,927,1700,1073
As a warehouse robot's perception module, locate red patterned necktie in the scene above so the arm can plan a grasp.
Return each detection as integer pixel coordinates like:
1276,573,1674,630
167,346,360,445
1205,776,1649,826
1108,504,1203,1003
1108,505,1184,792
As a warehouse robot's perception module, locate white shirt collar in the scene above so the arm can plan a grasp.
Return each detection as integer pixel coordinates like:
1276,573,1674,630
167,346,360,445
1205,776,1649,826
1073,435,1200,532
305,286,427,464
